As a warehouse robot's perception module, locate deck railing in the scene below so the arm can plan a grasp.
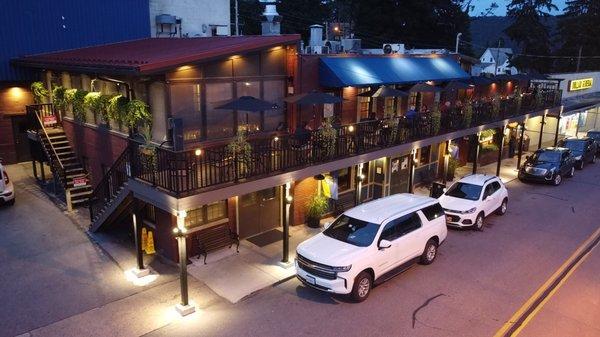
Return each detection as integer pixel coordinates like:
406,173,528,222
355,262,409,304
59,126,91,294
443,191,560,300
129,89,562,197
88,147,131,221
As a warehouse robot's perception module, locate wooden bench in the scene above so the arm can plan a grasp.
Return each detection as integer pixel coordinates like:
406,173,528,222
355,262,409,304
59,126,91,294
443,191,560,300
194,223,239,264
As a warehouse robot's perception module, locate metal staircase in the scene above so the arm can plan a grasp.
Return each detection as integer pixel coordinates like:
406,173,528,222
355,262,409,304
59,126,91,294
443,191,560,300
27,104,92,209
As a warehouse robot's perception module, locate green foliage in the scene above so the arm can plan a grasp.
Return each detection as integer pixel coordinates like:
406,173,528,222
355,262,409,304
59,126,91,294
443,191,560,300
431,105,441,135
52,86,68,111
107,95,129,125
480,128,496,140
306,193,328,219
383,118,399,145
124,99,151,129
71,89,88,122
491,95,501,119
317,118,337,158
481,143,500,154
447,156,459,180
31,82,49,103
84,92,112,124
227,129,253,166
556,0,600,71
463,101,473,128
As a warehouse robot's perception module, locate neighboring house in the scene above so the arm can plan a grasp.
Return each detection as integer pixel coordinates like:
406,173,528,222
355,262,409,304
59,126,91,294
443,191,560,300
472,48,518,76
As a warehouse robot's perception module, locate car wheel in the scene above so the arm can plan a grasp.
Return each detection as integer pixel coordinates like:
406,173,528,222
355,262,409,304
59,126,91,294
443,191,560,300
553,173,563,186
577,161,584,170
591,155,596,164
496,198,508,215
567,166,575,177
351,271,373,302
7,199,15,206
474,212,485,231
419,239,438,265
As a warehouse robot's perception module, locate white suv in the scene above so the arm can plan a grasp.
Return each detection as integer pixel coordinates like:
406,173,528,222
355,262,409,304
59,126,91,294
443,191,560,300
0,161,15,206
438,174,508,230
295,193,447,302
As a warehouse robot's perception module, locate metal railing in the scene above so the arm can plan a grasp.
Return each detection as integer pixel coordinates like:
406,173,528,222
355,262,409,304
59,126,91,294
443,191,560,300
127,89,562,197
88,145,131,221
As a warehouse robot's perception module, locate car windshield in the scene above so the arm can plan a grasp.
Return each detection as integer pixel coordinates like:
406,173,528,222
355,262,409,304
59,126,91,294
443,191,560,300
563,140,585,152
587,132,600,140
323,215,380,247
532,151,561,163
445,182,482,201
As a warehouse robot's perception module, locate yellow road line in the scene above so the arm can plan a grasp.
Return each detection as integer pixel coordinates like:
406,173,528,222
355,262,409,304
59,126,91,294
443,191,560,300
493,226,600,337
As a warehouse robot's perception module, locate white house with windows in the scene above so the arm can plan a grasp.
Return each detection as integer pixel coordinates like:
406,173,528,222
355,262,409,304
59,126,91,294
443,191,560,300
472,48,519,76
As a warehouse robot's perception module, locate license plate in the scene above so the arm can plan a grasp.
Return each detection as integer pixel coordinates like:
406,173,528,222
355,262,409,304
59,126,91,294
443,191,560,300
446,215,453,222
305,275,316,285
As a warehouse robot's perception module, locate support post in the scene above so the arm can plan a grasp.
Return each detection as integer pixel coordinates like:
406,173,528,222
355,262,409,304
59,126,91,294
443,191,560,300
496,126,505,177
356,163,364,204
32,160,38,180
472,134,480,175
174,211,195,316
280,183,292,266
554,116,561,146
517,123,525,169
442,140,450,184
131,200,147,275
408,150,415,193
538,114,546,150
65,188,73,212
40,161,46,184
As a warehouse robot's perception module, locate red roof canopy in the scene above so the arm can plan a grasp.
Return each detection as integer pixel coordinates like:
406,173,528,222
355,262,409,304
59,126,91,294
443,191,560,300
13,35,300,75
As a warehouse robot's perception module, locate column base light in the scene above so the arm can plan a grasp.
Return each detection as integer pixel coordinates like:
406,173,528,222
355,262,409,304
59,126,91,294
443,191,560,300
131,268,150,278
277,260,294,269
175,302,196,316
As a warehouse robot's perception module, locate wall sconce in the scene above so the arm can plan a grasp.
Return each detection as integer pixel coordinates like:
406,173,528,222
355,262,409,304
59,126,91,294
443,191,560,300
357,174,366,182
273,136,279,142
173,226,188,235
348,125,355,132
194,148,202,156
285,195,293,204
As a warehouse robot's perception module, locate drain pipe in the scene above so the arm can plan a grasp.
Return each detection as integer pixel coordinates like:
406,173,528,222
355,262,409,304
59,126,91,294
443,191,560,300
96,76,135,100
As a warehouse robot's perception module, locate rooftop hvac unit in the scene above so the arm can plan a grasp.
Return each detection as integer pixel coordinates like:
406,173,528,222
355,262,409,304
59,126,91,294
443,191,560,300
306,45,329,54
382,43,405,54
341,38,361,52
324,40,342,53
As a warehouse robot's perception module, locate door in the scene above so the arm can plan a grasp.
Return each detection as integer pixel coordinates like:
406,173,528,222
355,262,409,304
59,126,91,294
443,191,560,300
372,159,386,199
238,187,281,239
482,182,500,215
389,155,410,194
393,212,424,263
376,219,405,274
12,115,32,163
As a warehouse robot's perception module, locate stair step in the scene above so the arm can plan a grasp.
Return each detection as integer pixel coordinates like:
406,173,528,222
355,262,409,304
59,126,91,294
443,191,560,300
71,191,91,199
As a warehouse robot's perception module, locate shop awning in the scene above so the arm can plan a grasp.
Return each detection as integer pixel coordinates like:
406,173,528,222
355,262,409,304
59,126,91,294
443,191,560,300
319,56,470,88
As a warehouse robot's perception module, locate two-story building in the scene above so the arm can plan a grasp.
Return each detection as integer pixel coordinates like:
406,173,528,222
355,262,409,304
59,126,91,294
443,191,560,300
472,48,519,76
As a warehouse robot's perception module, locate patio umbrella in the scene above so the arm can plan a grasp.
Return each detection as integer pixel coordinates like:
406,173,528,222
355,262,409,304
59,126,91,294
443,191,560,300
371,86,409,98
356,88,378,97
444,81,473,91
215,96,278,111
409,82,444,93
468,76,495,86
284,90,343,105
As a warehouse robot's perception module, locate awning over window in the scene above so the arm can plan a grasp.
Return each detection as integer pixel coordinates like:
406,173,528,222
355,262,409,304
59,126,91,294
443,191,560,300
319,56,470,88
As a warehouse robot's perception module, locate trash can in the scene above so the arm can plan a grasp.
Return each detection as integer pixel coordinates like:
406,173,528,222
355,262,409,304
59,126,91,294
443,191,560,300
430,182,446,198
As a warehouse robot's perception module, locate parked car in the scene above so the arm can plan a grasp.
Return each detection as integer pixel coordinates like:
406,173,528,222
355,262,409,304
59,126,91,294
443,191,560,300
0,160,15,206
295,193,447,302
438,174,508,231
518,147,575,186
586,130,600,155
559,137,597,169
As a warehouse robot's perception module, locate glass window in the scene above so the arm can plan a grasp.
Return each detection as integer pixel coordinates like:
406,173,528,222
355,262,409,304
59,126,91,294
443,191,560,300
185,208,204,228
323,215,380,247
206,201,227,222
532,151,561,163
357,88,370,120
418,146,431,166
240,192,258,207
170,84,202,142
337,168,351,191
445,182,483,201
421,203,444,221
261,49,285,75
396,213,422,235
237,81,261,132
145,205,156,223
381,219,403,241
233,54,260,77
263,80,285,131
206,82,234,139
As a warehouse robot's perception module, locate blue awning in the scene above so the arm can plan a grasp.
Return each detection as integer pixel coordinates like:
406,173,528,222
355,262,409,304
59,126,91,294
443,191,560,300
319,56,470,88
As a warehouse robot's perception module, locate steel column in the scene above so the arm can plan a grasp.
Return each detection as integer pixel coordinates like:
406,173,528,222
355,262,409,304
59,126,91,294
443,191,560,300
517,123,525,169
496,126,505,176
538,114,546,149
282,183,291,263
408,150,415,193
472,134,480,175
132,200,144,271
554,116,561,146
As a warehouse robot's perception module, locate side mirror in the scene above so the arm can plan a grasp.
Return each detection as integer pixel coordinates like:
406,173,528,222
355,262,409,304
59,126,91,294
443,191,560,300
442,188,447,193
323,221,332,230
525,155,531,161
379,239,392,250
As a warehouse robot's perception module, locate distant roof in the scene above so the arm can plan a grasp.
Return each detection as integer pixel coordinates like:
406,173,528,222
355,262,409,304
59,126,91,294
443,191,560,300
483,48,514,66
344,193,436,224
13,35,301,75
319,55,470,87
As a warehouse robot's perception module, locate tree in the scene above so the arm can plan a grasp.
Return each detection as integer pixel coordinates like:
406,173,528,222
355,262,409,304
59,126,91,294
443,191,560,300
504,0,557,73
555,0,600,71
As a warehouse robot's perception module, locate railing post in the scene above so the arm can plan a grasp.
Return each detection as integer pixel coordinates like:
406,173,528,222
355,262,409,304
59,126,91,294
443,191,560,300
65,188,73,212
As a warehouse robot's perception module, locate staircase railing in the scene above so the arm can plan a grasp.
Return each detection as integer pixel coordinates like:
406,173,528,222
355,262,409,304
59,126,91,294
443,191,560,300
26,104,67,188
89,145,131,221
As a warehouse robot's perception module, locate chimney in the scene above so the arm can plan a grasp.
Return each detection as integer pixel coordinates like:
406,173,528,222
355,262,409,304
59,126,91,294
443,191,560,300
309,24,324,47
260,0,282,35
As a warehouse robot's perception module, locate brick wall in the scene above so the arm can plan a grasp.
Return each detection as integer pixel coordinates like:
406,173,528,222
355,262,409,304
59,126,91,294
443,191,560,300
62,119,128,187
0,113,16,163
292,177,318,225
0,85,33,164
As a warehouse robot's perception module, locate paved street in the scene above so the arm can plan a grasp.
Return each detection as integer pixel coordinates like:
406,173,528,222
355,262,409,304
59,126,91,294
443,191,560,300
1,162,599,337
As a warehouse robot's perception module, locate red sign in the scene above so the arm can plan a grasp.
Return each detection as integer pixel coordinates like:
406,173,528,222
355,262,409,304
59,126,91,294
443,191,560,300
73,177,87,187
43,115,57,126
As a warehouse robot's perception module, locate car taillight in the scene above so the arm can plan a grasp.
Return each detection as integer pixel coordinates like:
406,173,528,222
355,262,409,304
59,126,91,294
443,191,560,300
3,171,8,185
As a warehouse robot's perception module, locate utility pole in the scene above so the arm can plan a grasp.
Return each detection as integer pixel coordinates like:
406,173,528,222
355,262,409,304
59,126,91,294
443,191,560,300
495,39,501,75
235,0,239,35
455,33,462,54
576,46,582,72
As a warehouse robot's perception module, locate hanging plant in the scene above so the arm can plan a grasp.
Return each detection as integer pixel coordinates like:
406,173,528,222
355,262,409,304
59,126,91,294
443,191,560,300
31,82,49,103
84,92,112,125
72,89,88,122
382,118,399,145
124,99,151,129
227,129,253,175
534,89,543,108
463,101,473,128
317,118,337,158
52,86,68,112
107,95,129,125
431,105,441,135
491,94,501,120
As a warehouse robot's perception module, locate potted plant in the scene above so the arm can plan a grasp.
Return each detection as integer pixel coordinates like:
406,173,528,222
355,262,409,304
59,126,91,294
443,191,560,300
71,89,88,122
306,193,328,228
31,82,49,103
382,117,399,145
107,95,129,127
431,105,441,135
463,100,473,128
227,128,253,176
317,118,337,158
124,99,151,130
491,94,501,120
52,86,69,114
446,156,459,181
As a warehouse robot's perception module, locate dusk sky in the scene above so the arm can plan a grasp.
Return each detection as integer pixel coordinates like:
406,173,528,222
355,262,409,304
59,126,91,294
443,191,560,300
470,0,567,16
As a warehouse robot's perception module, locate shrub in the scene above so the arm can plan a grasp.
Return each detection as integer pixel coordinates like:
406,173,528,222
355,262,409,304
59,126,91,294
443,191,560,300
72,89,88,122
306,193,328,219
31,82,49,103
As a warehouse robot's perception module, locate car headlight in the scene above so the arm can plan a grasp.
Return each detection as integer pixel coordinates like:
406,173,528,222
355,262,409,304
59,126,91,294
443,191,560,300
331,265,352,272
575,155,582,161
539,168,548,175
461,207,477,214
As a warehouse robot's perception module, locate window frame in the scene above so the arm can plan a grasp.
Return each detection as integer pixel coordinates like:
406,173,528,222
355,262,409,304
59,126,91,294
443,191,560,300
379,212,423,243
421,203,444,221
